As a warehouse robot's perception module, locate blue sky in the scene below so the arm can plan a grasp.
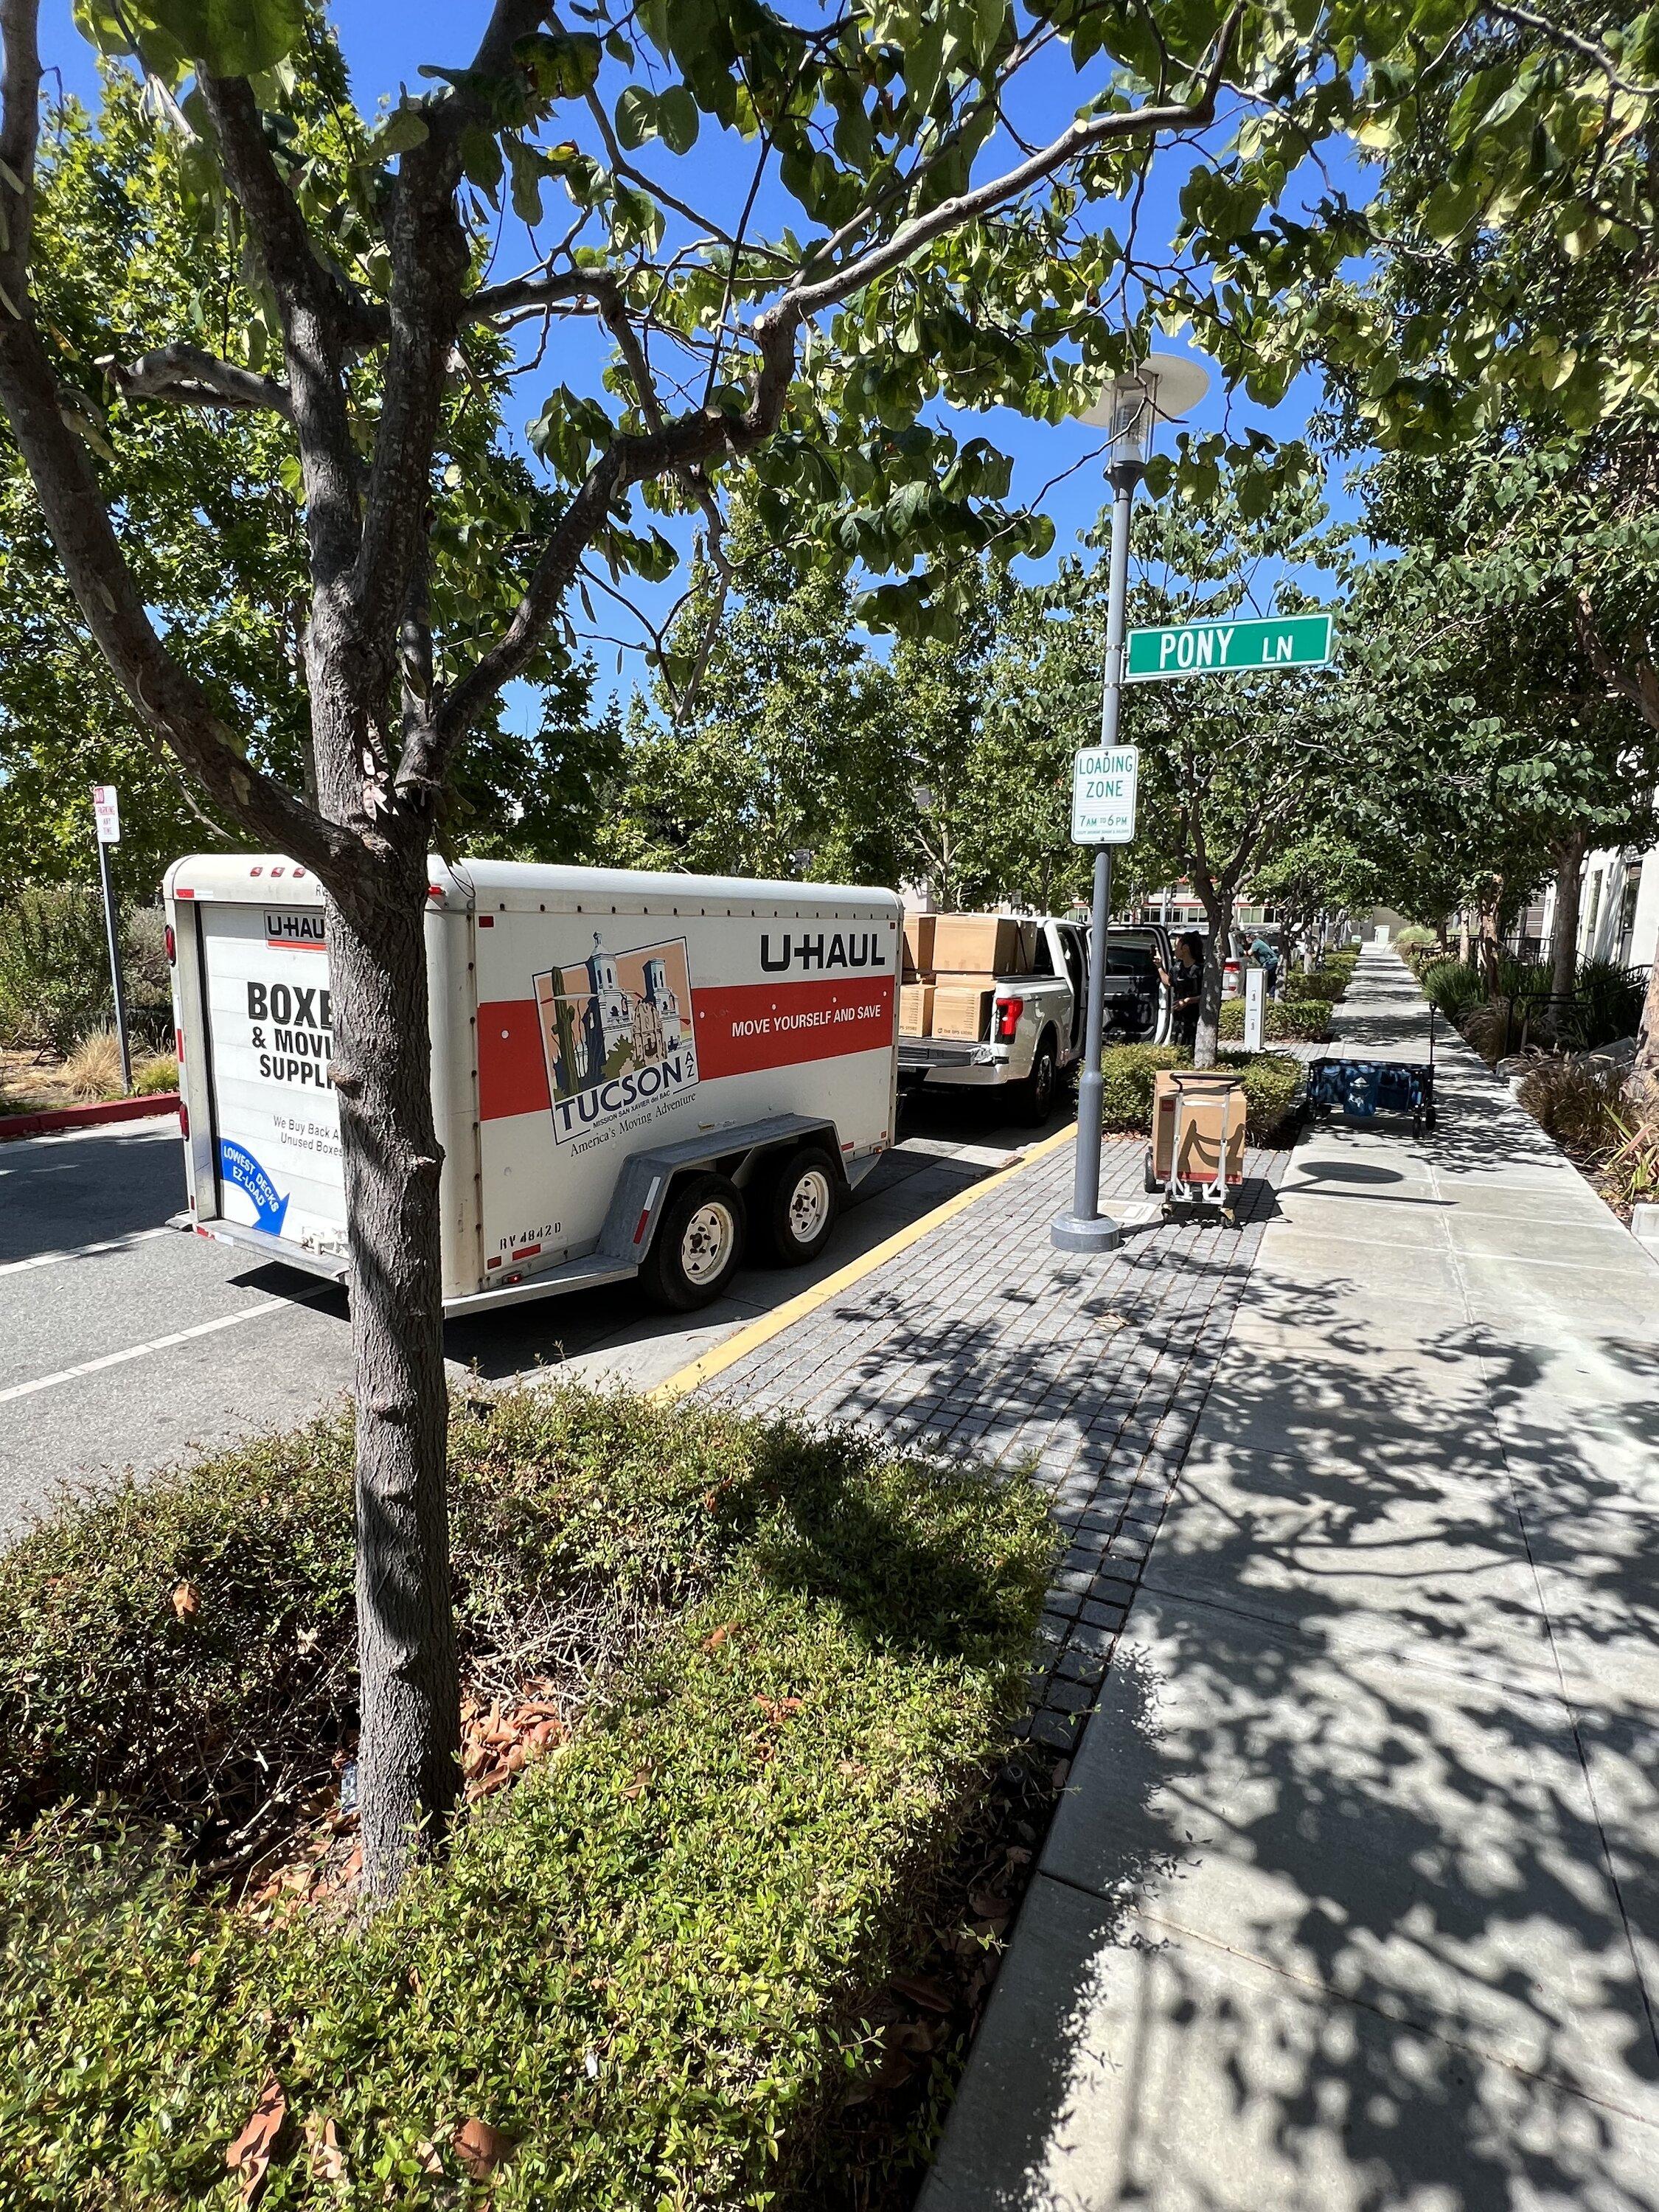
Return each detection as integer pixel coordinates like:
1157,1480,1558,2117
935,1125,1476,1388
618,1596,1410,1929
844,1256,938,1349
36,3,1368,728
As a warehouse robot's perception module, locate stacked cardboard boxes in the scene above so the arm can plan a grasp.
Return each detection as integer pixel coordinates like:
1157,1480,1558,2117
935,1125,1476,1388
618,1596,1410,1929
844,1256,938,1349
898,913,1035,1041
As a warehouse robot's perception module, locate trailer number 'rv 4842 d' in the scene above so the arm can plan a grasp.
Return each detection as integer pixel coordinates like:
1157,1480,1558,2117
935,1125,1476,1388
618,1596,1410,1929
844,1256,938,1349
165,858,901,1314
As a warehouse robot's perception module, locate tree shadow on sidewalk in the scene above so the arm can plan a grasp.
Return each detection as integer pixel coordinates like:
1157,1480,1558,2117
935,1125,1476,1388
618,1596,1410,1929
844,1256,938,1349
927,1270,1659,2209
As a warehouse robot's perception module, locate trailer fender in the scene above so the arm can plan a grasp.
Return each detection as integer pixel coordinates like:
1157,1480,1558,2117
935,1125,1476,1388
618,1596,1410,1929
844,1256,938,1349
597,1112,846,1267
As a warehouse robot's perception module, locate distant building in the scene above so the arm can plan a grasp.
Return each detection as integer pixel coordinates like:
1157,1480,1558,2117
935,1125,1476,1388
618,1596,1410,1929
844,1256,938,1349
1534,841,1659,979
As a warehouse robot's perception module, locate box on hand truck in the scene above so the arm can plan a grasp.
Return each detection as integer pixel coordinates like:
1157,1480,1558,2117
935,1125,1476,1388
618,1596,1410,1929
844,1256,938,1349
1144,1068,1247,1226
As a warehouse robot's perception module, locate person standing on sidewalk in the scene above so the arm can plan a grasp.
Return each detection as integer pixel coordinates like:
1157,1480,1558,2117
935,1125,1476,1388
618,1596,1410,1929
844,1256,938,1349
1251,931,1281,999
1158,932,1203,1050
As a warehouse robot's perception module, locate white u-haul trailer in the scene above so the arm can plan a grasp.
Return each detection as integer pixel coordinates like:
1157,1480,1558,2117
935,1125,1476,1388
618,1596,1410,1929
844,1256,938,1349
164,857,902,1312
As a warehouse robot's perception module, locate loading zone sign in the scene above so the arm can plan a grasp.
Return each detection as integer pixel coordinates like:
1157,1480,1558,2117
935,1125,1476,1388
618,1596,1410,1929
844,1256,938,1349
1071,745,1138,846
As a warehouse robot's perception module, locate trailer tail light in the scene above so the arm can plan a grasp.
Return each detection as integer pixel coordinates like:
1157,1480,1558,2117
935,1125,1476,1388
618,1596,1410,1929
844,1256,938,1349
178,1101,189,1138
995,995,1023,1041
164,923,176,964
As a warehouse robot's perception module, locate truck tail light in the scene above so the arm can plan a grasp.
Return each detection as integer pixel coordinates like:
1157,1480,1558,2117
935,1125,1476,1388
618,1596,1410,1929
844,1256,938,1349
164,923,176,964
995,995,1023,1041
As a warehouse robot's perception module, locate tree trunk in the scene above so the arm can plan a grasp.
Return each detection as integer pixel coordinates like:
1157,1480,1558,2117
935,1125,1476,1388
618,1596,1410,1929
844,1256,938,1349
1628,953,1659,1110
1477,887,1502,995
1548,832,1586,1008
1458,910,1472,964
327,867,459,1891
1193,883,1232,1070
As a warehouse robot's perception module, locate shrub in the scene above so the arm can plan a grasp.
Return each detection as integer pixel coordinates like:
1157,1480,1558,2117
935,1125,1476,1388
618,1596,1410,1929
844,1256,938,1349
1282,966,1347,1003
0,1386,1051,2209
123,904,177,1050
0,891,173,1058
1420,958,1484,1024
132,1051,179,1096
0,885,111,1054
1220,1050,1302,1140
1603,1110,1659,1211
1515,1057,1627,1152
1217,995,1333,1042
63,1026,126,1099
1096,1043,1299,1142
1555,961,1646,1054
1097,1043,1182,1131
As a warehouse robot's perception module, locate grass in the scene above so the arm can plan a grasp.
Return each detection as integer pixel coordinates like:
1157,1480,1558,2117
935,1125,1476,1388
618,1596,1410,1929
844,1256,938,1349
1097,1042,1302,1142
0,1385,1052,2209
4,1031,178,1111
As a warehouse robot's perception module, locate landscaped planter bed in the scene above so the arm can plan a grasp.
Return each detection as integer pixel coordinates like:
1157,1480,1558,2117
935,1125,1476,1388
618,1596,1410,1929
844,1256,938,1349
0,1385,1051,2208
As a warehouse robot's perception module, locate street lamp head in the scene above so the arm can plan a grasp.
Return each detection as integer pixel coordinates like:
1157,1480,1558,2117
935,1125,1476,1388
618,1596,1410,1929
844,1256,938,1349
1077,352,1212,457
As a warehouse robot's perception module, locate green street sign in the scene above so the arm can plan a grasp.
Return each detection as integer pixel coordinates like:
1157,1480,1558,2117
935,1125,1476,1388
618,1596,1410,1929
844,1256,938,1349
1124,612,1333,681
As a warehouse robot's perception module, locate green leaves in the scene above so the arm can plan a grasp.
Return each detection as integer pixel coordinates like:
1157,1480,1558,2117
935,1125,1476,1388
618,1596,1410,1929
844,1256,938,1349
513,29,604,102
73,0,305,77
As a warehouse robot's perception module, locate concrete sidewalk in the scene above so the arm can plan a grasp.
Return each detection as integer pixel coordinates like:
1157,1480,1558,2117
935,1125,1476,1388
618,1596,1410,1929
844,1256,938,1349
923,946,1659,2211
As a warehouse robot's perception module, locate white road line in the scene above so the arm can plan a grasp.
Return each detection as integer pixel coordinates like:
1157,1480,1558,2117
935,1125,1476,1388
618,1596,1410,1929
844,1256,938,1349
0,1294,323,1406
0,1225,176,1276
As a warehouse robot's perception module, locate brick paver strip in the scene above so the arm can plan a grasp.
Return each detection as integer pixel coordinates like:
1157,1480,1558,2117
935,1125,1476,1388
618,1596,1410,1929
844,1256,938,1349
694,1129,1287,1742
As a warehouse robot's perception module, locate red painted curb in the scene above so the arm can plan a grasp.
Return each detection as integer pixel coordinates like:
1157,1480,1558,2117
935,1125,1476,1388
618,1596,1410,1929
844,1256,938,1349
0,1093,180,1144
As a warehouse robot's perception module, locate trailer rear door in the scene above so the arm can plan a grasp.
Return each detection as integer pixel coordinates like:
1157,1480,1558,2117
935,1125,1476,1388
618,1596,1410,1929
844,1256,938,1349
196,900,347,1256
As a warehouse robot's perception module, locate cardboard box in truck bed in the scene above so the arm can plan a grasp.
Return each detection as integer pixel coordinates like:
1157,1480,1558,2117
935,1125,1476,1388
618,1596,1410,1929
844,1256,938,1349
164,858,901,1310
900,983,936,1037
902,915,936,976
932,984,995,1041
932,914,1028,976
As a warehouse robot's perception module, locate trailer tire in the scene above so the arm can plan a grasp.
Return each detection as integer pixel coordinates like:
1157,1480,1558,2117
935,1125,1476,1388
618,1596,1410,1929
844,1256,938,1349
641,1173,746,1310
759,1144,841,1266
1014,1031,1060,1126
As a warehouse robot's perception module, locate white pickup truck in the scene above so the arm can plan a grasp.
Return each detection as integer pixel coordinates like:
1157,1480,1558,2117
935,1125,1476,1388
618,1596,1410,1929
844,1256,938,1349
898,917,1179,1121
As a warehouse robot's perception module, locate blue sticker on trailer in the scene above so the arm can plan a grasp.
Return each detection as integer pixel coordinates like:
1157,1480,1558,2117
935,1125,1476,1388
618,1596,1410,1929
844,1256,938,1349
218,1139,290,1234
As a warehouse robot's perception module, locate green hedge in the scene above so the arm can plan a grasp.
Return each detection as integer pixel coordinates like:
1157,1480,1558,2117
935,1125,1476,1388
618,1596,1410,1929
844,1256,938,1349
1281,967,1347,1004
1098,1043,1301,1142
1217,996,1333,1043
0,888,173,1057
0,1386,1051,2208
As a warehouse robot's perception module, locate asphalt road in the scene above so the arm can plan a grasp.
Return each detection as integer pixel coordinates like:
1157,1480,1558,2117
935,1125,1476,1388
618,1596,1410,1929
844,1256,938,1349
0,1087,1071,1541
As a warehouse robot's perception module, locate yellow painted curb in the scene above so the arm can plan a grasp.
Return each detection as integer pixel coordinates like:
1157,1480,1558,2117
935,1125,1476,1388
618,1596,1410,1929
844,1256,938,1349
650,1121,1079,1404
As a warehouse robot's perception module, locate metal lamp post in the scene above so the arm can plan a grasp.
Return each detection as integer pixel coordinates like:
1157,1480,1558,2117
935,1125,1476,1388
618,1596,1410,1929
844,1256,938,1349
1051,352,1210,1255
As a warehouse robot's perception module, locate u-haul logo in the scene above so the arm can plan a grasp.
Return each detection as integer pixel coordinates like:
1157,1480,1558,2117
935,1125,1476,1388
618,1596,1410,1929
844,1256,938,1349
265,910,326,951
532,932,698,1147
759,928,887,974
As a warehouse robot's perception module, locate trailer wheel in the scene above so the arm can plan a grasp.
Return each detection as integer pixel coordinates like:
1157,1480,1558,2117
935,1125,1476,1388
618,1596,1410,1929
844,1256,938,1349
641,1173,746,1310
760,1144,841,1266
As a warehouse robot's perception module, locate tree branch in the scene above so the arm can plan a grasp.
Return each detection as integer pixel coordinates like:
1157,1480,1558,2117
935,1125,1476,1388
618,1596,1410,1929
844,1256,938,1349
1574,590,1659,731
465,268,613,322
426,4,1246,771
0,0,41,317
1482,1,1659,98
0,300,357,882
102,341,293,420
198,72,361,590
788,3,1245,316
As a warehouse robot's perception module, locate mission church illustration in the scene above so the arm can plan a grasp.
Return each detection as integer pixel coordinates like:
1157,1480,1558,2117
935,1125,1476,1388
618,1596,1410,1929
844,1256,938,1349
533,933,695,1105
